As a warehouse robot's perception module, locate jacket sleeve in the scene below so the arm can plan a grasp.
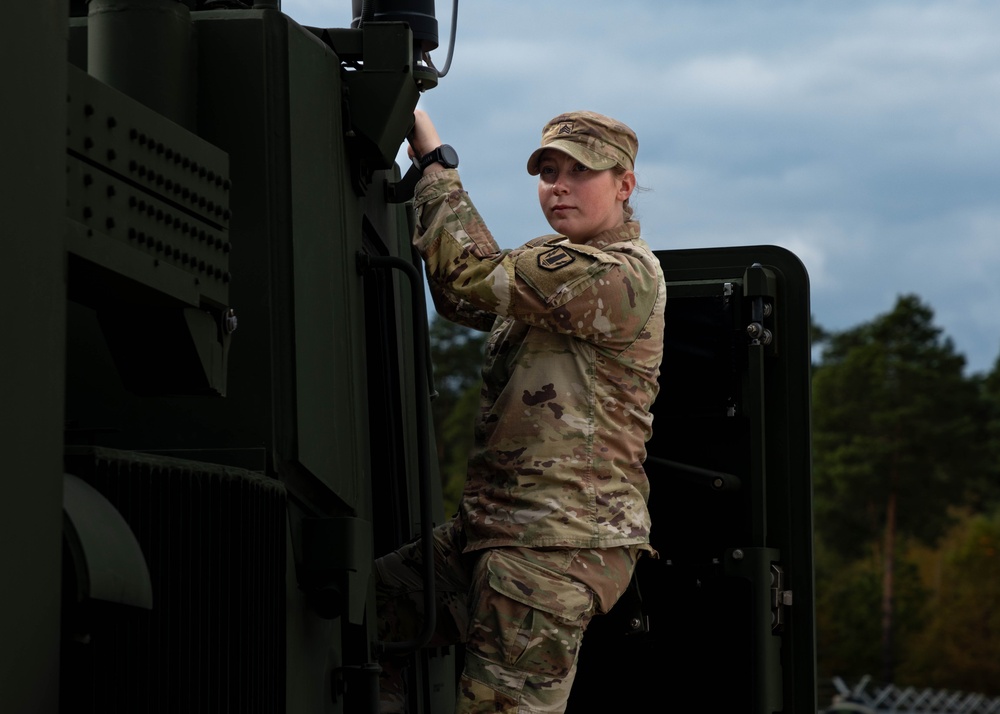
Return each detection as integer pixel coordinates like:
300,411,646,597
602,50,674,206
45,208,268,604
426,275,497,333
412,170,660,348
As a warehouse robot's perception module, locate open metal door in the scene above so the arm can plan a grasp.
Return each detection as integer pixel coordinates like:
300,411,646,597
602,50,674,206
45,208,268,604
568,245,815,713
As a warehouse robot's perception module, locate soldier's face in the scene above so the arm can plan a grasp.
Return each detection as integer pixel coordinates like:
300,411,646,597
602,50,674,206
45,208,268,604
536,150,633,244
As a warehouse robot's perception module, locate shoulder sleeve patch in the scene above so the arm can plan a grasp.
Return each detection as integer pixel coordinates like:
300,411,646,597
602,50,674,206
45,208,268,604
516,243,620,308
538,246,576,271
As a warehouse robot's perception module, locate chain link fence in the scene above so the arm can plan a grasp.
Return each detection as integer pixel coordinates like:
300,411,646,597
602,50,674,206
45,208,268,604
822,676,1000,714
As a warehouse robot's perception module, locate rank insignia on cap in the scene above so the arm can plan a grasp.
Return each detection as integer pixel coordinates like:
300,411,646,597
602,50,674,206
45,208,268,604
557,123,573,135
538,247,575,270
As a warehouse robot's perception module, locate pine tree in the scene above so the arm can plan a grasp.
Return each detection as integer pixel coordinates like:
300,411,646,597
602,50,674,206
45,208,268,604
813,295,981,684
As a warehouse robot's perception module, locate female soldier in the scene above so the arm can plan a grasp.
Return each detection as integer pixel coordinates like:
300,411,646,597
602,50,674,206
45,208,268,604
376,109,665,714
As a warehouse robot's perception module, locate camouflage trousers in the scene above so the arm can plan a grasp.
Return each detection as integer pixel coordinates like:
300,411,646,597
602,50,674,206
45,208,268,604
375,519,637,714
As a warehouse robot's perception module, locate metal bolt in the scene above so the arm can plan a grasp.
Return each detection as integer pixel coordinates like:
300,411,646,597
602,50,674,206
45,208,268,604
732,549,744,561
747,323,773,345
630,618,642,631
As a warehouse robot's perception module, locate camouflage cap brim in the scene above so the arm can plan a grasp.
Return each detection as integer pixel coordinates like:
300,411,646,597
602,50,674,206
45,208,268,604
526,140,618,176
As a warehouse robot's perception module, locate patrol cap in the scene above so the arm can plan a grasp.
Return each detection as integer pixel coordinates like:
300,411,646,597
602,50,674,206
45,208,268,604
526,111,638,176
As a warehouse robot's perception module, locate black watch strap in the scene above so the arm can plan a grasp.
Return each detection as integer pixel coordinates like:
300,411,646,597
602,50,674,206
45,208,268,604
418,144,459,171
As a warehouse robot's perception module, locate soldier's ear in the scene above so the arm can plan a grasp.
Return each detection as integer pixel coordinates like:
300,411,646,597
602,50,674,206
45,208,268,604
617,171,636,201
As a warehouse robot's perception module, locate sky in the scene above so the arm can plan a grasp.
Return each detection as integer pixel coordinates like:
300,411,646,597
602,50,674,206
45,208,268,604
283,0,1000,375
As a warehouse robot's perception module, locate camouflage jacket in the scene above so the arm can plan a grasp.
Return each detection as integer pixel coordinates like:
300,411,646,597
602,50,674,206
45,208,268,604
412,169,666,551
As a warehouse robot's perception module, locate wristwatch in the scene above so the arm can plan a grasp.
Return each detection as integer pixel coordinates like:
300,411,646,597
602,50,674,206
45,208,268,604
418,144,459,172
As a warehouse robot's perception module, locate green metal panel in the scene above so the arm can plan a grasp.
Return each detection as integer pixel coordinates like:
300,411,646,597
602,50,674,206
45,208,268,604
86,0,196,129
0,5,67,714
286,23,368,513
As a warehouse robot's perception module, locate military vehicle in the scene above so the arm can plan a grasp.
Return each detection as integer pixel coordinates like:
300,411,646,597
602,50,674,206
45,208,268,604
1,1,814,712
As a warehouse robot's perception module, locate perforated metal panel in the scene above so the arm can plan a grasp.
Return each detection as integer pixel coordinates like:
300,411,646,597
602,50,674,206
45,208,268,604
62,447,286,714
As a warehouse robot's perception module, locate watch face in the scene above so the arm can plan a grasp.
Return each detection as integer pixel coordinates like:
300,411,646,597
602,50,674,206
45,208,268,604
423,144,459,169
438,145,459,168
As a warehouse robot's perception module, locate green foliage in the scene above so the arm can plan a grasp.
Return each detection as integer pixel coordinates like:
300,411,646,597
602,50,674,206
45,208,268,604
979,356,1000,508
429,316,488,399
438,383,481,516
901,508,1000,695
427,316,488,516
815,538,928,683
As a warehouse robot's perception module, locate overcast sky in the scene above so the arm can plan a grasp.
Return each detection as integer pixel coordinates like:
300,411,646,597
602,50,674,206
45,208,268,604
284,0,1000,375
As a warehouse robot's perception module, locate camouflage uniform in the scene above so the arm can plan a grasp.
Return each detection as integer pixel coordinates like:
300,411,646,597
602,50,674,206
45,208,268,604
377,112,665,713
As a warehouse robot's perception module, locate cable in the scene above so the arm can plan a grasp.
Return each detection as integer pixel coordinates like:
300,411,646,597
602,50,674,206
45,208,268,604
435,0,459,78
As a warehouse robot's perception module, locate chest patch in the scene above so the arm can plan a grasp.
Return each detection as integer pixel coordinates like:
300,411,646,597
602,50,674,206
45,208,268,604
538,246,576,271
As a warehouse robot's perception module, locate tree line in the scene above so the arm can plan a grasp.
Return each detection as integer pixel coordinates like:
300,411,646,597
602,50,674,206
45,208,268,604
427,293,1000,695
813,294,1000,694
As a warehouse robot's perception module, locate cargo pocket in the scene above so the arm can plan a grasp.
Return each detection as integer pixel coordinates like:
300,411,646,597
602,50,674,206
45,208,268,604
468,548,594,679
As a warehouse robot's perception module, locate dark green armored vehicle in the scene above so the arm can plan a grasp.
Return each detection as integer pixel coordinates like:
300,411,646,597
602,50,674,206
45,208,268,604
1,2,814,712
